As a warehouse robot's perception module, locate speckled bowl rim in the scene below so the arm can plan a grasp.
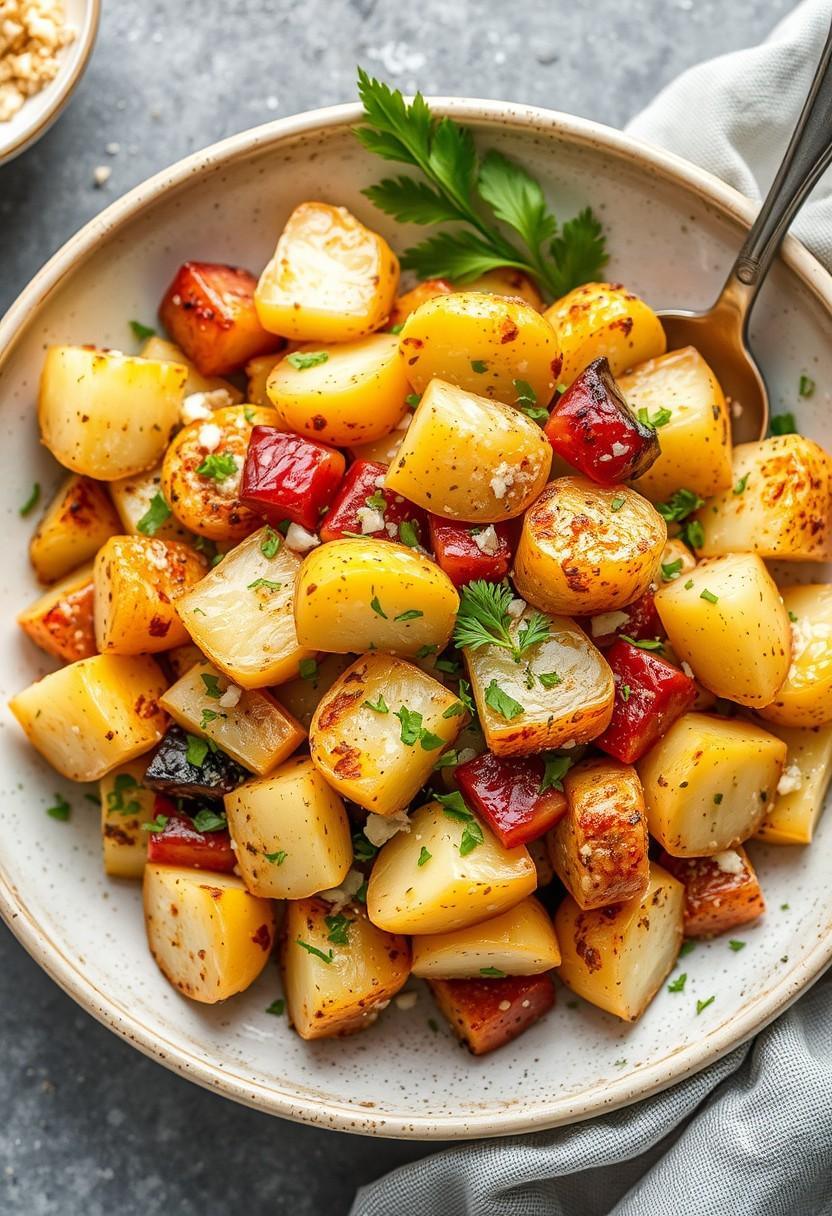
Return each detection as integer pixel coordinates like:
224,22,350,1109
0,0,101,166
1,100,831,1139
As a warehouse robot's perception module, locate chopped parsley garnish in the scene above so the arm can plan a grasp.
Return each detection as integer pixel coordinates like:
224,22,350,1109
611,495,625,512
129,319,156,341
405,393,422,409
298,658,318,681
684,578,694,590
201,673,223,699
733,473,750,495
370,595,387,619
770,412,796,436
436,790,472,820
417,846,432,867
265,999,285,1016
200,708,225,729
514,379,548,422
667,972,687,993
538,671,562,688
419,729,445,751
457,678,476,716
454,580,548,661
728,939,746,952
679,940,695,957
398,519,421,547
260,526,282,558
185,734,210,767
395,609,424,622
46,793,71,821
470,359,488,373
106,773,141,815
192,808,227,833
142,813,169,833
619,634,663,651
19,482,40,517
655,487,704,523
459,820,484,856
196,451,237,480
696,995,716,1015
699,588,719,604
788,610,798,623
247,578,282,592
637,406,672,428
798,375,815,398
433,750,458,769
415,643,438,658
540,753,572,793
484,679,524,720
286,351,329,370
395,705,423,745
479,966,506,977
325,913,352,945
296,938,334,963
137,491,172,536
620,683,631,702
442,700,465,718
264,850,287,865
363,694,389,714
366,489,387,511
244,406,256,423
353,832,379,862
661,558,683,581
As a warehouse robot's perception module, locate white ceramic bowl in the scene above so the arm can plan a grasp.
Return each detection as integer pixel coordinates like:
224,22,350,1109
0,0,99,165
1,101,830,1139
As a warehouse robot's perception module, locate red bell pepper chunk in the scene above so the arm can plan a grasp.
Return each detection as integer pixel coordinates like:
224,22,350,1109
146,796,236,872
430,973,555,1055
544,357,659,485
240,427,345,531
594,640,697,764
428,516,516,587
585,590,664,649
455,752,567,848
319,459,427,544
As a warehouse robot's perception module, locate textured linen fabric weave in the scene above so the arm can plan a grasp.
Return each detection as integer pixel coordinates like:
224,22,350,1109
351,3,832,1212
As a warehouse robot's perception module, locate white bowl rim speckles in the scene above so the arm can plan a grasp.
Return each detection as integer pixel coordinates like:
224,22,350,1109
1,100,831,1139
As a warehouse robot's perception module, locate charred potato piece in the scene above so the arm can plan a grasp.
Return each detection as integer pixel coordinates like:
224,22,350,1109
429,973,555,1055
659,846,765,938
17,563,96,663
94,536,207,655
543,282,667,388
29,474,121,584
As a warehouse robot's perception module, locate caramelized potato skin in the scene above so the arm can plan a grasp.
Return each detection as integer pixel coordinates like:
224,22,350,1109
255,202,399,341
281,897,410,1039
384,378,552,522
29,474,121,583
513,478,666,616
159,261,281,376
277,654,355,731
758,584,832,727
429,974,555,1055
18,563,96,663
544,282,667,387
94,536,207,654
398,291,561,404
161,405,275,541
659,846,765,938
547,759,649,910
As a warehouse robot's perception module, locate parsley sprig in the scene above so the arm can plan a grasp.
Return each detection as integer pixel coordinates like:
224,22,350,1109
453,580,549,662
355,70,607,299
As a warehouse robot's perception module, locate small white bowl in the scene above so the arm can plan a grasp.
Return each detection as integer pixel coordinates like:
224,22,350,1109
0,0,100,166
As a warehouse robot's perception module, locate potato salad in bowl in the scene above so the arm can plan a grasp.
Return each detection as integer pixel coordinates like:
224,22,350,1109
9,77,832,1061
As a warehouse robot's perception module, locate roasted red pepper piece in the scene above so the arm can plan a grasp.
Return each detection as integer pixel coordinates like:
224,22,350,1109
456,752,567,848
240,427,345,530
544,357,659,485
585,590,664,649
145,796,236,872
594,640,697,764
159,261,281,376
428,516,516,587
319,459,426,544
429,974,555,1055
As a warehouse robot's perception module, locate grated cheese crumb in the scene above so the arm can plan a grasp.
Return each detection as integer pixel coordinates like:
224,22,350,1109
284,522,320,552
218,684,242,709
681,661,694,679
317,868,364,912
197,423,222,452
590,610,630,637
181,389,234,424
355,505,386,535
777,763,803,797
497,999,511,1012
610,441,629,458
364,812,409,848
394,991,418,1011
712,850,745,875
472,525,499,556
489,461,516,500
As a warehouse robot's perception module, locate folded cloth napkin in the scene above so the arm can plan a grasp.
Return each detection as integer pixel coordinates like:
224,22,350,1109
351,5,832,1213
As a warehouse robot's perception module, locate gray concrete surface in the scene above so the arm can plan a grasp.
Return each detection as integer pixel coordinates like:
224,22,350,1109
0,1,793,1213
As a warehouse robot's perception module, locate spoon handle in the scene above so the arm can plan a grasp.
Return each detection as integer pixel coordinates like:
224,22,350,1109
723,18,832,308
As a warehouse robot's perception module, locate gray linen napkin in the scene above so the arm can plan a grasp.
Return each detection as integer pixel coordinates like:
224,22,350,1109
351,4,832,1212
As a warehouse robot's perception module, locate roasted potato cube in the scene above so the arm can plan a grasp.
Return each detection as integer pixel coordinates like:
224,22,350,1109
514,477,667,616
654,553,791,708
461,268,544,311
94,536,207,655
294,538,458,660
544,282,667,387
29,474,121,583
755,722,832,845
556,862,683,1020
759,584,832,727
255,201,399,342
411,896,560,978
366,800,536,935
309,654,464,816
10,654,167,781
347,430,406,468
659,846,765,937
638,712,787,856
398,290,560,404
245,353,283,406
166,642,204,679
384,378,552,522
159,261,281,376
176,527,312,688
277,654,355,731
17,563,96,663
389,277,454,327
547,758,649,910
161,405,275,541
266,334,410,447
463,608,614,756
429,973,555,1055
225,755,352,898
617,347,733,501
694,435,832,561
144,865,274,1003
160,659,304,775
109,464,192,544
99,759,157,878
39,347,185,480
281,896,410,1039
139,335,243,401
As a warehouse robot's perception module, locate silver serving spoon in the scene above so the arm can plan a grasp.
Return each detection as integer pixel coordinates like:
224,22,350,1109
659,19,832,443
